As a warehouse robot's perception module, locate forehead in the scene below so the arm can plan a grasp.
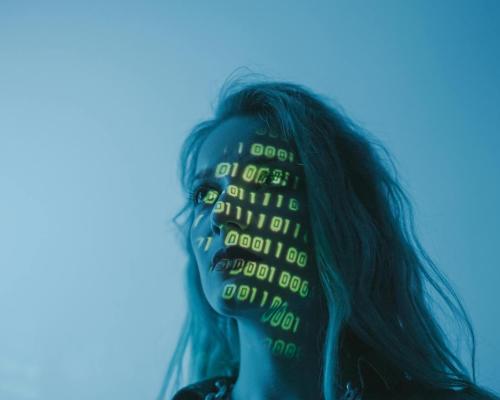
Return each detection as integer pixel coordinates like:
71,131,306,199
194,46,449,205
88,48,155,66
196,115,291,170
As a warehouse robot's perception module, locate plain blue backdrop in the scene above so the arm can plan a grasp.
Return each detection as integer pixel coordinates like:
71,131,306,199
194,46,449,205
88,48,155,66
0,1,498,399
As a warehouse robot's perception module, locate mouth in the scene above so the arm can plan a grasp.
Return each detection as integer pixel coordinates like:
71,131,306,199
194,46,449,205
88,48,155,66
211,246,263,272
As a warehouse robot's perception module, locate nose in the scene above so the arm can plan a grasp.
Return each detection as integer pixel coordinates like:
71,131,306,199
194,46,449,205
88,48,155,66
210,189,247,236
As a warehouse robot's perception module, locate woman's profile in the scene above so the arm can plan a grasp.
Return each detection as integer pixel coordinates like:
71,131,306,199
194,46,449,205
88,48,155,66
158,74,499,400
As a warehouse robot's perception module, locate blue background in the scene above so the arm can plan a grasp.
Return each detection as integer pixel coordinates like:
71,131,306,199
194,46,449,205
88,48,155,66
0,1,498,398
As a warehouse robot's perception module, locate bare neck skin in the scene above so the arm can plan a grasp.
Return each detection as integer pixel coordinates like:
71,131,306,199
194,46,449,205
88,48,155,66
230,315,326,400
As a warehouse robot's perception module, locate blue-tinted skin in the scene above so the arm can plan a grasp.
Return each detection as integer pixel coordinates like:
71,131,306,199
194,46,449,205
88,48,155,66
189,115,326,400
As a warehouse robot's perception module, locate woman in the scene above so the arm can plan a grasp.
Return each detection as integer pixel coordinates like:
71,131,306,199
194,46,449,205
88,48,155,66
159,75,499,400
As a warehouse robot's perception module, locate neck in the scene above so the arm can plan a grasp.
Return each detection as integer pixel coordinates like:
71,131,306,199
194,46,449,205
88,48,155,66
230,315,326,400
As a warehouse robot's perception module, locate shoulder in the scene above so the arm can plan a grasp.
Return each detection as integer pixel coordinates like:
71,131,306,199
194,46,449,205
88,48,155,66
172,376,236,400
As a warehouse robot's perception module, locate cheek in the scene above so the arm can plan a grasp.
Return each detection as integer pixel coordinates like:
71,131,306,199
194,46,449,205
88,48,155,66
189,222,212,293
189,212,214,271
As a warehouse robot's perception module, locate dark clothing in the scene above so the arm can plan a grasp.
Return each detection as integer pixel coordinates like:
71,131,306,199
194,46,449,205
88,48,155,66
172,328,469,399
172,375,235,400
171,374,468,399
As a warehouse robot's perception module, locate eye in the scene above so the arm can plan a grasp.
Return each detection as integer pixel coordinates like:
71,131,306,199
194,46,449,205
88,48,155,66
191,185,220,206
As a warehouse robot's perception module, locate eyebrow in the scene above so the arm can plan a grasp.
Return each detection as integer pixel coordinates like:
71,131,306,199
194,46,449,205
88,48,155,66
192,155,302,183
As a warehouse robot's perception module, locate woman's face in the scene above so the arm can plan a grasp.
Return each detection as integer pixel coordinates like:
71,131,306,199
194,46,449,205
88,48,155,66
189,115,322,342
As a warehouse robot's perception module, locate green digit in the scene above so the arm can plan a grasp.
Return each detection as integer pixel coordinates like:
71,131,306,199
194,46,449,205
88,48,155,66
251,236,264,252
256,264,269,280
286,247,298,264
264,145,276,158
222,284,236,299
215,162,231,177
299,281,309,298
284,343,297,358
237,285,250,301
240,233,251,248
281,312,295,331
277,149,287,161
250,143,264,156
279,271,291,288
244,261,257,277
289,198,299,211
272,339,285,355
270,216,283,232
297,252,307,268
242,164,258,182
225,230,239,246
290,276,301,292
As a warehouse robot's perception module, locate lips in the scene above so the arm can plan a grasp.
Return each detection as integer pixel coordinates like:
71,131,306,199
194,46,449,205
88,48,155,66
211,246,263,271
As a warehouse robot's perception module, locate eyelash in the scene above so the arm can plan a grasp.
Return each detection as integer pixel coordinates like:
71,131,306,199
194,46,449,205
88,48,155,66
188,184,220,206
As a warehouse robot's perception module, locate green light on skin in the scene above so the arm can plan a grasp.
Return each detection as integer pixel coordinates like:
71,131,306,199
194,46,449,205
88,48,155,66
225,262,309,298
260,298,301,333
215,246,308,337
190,118,318,364
194,236,214,252
265,337,301,360
222,229,308,268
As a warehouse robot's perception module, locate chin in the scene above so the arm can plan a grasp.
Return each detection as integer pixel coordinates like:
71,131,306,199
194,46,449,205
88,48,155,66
203,271,315,323
209,293,263,319
204,277,267,318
